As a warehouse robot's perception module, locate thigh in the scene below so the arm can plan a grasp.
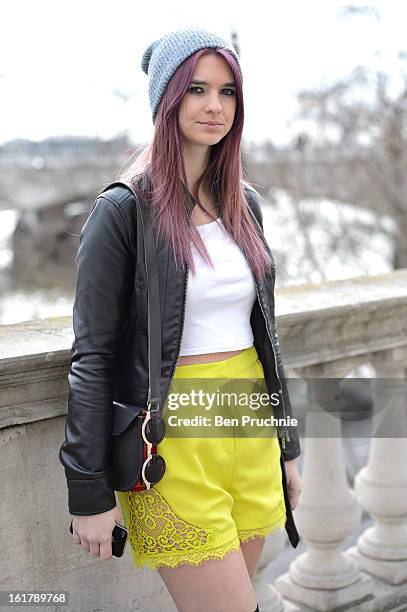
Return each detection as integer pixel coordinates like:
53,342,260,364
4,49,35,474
157,547,258,612
240,537,266,581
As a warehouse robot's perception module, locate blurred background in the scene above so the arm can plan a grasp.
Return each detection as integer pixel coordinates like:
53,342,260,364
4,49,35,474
1,0,405,324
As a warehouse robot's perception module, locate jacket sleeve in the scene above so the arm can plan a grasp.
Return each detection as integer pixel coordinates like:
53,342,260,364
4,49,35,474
244,186,301,461
59,195,134,515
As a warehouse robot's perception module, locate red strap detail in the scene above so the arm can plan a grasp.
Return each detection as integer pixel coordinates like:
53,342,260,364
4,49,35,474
130,432,157,492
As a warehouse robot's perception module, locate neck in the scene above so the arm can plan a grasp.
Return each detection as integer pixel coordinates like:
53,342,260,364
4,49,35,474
182,140,211,196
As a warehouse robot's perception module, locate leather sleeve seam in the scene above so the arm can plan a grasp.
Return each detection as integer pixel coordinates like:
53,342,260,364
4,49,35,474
97,195,136,261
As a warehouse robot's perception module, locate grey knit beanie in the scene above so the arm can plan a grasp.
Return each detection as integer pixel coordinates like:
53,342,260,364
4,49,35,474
141,27,242,124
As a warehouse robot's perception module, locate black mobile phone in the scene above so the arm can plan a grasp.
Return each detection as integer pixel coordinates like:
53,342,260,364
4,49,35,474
69,519,129,558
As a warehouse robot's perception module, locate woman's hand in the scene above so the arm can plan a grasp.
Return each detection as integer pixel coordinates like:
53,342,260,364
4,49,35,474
71,505,122,560
284,459,303,511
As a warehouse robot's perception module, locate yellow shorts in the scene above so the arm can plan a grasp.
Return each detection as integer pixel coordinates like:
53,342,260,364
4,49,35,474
116,344,286,570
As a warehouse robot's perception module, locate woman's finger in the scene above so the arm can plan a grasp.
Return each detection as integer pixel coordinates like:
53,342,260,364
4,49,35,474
89,540,101,557
289,491,300,511
72,529,81,545
80,539,90,553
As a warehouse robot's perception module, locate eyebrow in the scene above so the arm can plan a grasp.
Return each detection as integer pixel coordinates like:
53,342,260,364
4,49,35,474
190,79,236,87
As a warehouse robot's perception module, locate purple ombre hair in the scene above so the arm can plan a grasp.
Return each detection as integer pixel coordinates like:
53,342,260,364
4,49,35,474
118,47,272,281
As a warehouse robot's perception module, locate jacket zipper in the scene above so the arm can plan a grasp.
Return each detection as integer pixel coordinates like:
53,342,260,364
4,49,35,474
253,280,290,450
161,262,189,411
249,207,290,449
244,203,290,449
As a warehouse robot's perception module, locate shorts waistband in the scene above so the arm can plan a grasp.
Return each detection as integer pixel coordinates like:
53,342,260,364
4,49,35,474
174,345,258,377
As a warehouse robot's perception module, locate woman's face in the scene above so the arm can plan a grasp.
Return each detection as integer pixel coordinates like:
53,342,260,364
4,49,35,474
178,53,237,148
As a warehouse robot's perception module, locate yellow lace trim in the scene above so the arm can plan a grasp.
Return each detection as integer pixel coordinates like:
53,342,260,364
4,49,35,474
125,488,241,569
238,513,287,543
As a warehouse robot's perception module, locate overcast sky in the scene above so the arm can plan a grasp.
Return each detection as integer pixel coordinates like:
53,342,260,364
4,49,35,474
1,0,406,147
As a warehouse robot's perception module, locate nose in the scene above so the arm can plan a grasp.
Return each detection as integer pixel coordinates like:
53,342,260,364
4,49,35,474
205,92,223,114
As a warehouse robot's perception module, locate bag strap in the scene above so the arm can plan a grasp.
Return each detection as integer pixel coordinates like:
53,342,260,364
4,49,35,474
99,179,162,414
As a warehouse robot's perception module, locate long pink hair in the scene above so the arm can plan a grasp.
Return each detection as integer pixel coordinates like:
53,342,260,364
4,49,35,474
117,47,272,281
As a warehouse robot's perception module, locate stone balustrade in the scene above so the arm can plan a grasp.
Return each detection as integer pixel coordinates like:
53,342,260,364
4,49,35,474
1,269,407,611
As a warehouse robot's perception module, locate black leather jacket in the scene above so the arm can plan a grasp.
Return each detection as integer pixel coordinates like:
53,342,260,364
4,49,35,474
59,176,301,548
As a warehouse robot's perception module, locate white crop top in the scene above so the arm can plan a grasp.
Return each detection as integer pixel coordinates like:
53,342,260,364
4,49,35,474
179,218,257,356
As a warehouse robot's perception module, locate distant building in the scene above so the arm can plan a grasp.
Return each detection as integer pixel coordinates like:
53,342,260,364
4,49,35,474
0,134,132,161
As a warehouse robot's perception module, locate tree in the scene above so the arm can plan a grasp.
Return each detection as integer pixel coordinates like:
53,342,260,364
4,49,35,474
292,58,407,269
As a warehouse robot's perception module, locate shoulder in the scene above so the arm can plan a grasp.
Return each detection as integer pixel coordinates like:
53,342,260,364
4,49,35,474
96,172,151,216
96,182,139,212
79,181,142,261
92,180,144,232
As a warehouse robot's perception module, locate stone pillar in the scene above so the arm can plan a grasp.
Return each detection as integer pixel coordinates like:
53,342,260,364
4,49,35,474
347,347,407,584
276,358,373,611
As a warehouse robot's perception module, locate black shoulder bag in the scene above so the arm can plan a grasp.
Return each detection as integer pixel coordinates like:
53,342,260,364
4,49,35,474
98,179,167,493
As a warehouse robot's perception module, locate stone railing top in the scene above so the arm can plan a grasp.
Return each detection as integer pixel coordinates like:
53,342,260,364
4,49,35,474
274,269,407,367
0,315,73,365
1,268,407,370
276,268,407,316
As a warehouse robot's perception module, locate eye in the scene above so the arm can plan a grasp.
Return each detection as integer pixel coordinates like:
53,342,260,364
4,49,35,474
188,86,236,96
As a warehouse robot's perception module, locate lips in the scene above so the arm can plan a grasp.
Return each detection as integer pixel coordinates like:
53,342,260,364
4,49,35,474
199,122,223,126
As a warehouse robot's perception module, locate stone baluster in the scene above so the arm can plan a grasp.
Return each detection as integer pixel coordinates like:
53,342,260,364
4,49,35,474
252,366,302,612
347,347,407,585
276,357,373,611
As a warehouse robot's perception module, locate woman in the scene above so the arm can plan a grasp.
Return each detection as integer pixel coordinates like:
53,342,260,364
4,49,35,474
59,27,303,612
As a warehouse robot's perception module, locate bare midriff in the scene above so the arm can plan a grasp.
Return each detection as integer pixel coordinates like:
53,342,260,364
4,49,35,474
177,348,246,366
